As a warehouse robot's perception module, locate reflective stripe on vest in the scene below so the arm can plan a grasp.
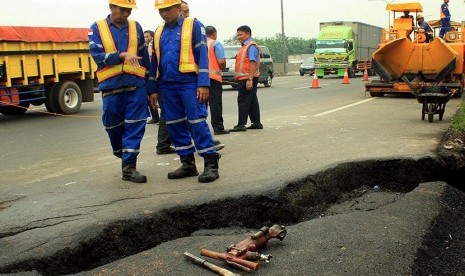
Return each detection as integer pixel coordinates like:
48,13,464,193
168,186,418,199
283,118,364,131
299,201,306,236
207,38,222,82
235,41,260,80
154,17,198,79
95,19,146,83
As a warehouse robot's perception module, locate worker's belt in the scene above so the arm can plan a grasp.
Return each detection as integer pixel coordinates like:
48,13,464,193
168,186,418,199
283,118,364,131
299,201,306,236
101,86,137,97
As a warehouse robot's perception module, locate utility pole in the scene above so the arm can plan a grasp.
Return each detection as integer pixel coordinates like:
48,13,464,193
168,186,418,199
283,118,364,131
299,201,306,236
280,0,287,74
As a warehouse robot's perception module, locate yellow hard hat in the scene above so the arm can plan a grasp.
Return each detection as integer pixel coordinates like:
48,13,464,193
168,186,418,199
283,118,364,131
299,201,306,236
154,0,181,9
417,14,424,19
109,0,137,9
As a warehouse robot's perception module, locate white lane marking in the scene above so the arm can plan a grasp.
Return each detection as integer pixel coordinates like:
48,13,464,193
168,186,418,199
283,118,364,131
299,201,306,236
294,84,330,90
313,98,375,117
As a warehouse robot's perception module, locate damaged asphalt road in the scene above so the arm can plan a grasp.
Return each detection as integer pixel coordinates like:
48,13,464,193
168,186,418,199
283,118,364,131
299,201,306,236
1,77,464,275
71,182,461,276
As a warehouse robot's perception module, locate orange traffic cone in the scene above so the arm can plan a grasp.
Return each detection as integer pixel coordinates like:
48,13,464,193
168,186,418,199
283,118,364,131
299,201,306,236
342,67,350,84
310,69,321,89
362,66,369,82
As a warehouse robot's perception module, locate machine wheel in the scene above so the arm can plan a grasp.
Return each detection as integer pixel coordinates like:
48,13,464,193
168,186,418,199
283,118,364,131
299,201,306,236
454,90,463,98
264,73,273,87
300,72,304,76
0,102,30,115
53,81,82,114
369,92,385,97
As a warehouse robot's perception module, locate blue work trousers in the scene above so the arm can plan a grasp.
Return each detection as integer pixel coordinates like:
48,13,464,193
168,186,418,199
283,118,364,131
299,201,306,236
102,87,149,164
440,18,451,37
159,82,216,157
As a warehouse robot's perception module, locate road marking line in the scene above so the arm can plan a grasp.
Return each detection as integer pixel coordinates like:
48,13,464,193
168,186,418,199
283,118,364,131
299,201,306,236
294,84,330,90
313,98,375,117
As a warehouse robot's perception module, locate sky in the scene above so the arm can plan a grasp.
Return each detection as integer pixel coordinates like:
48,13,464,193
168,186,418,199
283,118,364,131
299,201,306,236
1,0,465,42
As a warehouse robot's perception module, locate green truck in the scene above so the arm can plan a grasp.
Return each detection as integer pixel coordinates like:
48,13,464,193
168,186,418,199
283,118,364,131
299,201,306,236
314,21,383,78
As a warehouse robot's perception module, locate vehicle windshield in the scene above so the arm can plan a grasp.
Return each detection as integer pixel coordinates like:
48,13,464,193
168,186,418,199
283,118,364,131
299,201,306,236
224,47,240,59
316,40,347,50
303,57,314,65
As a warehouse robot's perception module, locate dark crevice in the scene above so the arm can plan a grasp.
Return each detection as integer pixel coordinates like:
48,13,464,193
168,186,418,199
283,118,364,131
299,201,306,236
410,185,465,275
1,153,463,275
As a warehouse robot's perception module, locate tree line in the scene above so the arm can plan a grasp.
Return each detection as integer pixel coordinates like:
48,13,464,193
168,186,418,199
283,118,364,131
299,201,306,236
224,34,316,63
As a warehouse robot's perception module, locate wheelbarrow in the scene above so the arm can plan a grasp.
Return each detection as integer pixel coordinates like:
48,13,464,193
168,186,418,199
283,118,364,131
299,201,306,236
416,85,452,122
402,76,453,123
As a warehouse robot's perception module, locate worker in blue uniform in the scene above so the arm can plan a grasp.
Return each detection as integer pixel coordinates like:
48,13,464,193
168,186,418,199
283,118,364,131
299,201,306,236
440,0,451,38
149,0,220,183
416,14,433,42
89,0,150,183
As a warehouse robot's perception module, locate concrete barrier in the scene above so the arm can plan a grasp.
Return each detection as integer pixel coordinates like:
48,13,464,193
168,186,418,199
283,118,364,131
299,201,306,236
274,63,300,76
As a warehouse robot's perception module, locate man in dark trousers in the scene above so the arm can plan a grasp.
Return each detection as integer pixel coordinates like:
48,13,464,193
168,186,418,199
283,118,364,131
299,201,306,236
206,26,229,135
231,25,263,132
144,30,160,124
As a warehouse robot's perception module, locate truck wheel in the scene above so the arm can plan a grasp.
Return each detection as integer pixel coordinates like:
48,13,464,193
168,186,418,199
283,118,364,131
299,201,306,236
53,81,82,114
0,102,30,115
45,84,57,113
264,73,272,87
348,68,355,78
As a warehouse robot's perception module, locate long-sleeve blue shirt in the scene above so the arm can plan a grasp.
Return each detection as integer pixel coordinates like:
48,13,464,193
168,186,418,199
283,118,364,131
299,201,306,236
419,21,433,34
89,15,149,91
148,16,210,94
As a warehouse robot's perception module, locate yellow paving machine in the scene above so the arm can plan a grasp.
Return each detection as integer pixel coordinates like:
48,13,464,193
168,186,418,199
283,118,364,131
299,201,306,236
365,3,464,122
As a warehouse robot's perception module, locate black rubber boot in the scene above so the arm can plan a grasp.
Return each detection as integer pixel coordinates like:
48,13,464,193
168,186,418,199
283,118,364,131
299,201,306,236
198,153,220,183
168,154,199,179
122,163,147,183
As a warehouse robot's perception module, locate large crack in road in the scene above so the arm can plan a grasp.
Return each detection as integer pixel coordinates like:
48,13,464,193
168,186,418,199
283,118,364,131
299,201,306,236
1,139,464,276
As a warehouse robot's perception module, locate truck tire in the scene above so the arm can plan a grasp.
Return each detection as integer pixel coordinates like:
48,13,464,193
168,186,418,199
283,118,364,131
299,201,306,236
348,68,355,78
264,73,272,87
0,102,30,115
53,81,82,114
45,84,58,113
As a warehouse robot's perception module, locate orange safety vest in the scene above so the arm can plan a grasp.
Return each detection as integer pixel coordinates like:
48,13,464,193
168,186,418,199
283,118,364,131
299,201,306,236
207,38,222,82
95,19,146,83
154,17,198,79
235,41,260,80
440,3,449,19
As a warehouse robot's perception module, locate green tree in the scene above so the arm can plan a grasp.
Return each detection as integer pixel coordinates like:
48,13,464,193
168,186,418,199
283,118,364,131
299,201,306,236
224,34,240,46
